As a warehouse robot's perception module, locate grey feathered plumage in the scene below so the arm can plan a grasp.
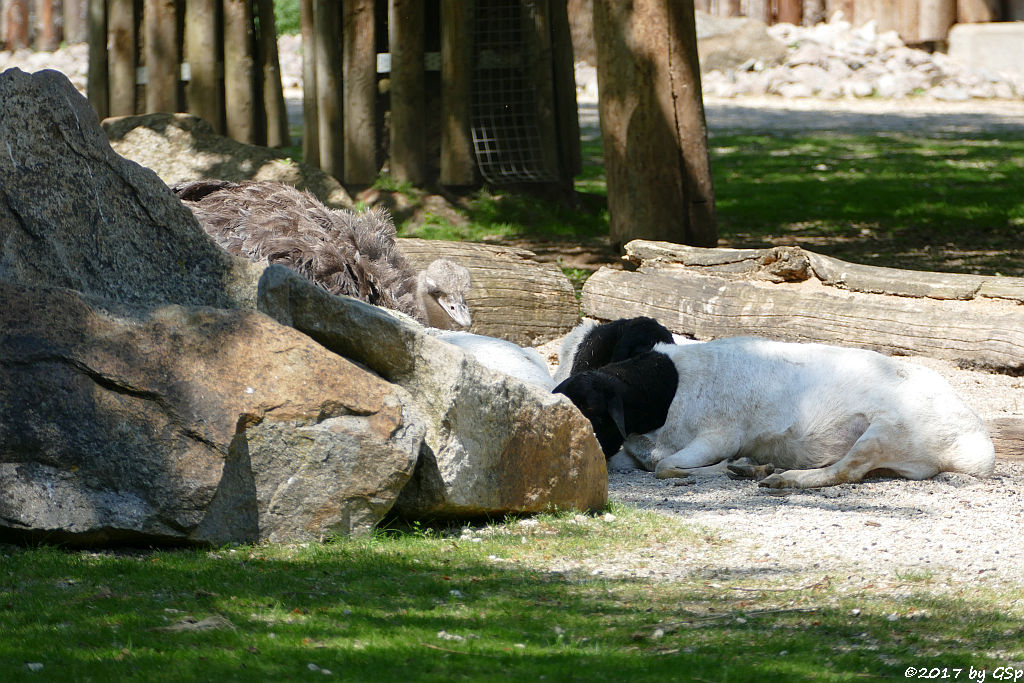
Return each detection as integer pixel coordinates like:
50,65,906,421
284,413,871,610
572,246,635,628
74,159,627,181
172,180,471,329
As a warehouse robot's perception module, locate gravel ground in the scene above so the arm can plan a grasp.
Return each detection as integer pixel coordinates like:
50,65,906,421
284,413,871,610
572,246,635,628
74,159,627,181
5,43,1023,594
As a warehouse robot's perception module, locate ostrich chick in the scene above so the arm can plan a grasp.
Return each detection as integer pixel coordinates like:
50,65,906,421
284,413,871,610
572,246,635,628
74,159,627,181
173,180,472,330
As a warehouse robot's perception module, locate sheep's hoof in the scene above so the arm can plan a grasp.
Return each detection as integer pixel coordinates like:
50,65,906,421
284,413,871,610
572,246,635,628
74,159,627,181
728,462,775,481
654,467,693,481
758,472,798,489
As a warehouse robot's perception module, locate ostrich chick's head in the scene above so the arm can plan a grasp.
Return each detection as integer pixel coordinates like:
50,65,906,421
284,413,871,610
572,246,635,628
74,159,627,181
417,258,473,330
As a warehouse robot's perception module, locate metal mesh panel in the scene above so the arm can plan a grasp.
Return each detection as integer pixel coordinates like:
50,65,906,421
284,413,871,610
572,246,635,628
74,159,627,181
471,0,557,184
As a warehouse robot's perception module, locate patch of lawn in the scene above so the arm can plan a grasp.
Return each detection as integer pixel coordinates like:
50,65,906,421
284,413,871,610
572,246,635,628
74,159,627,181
2,505,1021,681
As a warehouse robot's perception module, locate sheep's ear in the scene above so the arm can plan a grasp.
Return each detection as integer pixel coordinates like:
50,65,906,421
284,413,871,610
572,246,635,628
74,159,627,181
607,388,627,439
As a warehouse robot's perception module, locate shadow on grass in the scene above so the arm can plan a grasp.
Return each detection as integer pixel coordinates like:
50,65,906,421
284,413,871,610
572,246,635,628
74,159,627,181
1,541,1020,682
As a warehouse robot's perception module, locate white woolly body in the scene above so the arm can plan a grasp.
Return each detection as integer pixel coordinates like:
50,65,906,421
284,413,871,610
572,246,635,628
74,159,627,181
437,332,555,390
651,337,994,488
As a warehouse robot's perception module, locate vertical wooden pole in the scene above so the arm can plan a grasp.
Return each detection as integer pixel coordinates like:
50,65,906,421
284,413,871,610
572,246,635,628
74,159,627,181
223,0,256,143
802,0,826,24
745,0,773,23
550,0,582,181
919,0,956,42
108,0,136,116
723,0,742,16
185,0,224,133
87,0,109,118
825,0,854,21
593,0,717,250
388,0,426,184
897,0,920,43
873,0,899,32
5,0,30,50
65,0,89,43
778,0,803,24
256,0,290,147
958,0,1000,22
342,0,376,186
440,0,474,186
144,0,179,112
37,0,61,50
314,0,343,178
523,0,560,183
300,0,319,166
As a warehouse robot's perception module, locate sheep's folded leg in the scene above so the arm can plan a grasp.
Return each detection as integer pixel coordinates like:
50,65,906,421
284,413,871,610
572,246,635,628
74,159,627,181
654,435,736,480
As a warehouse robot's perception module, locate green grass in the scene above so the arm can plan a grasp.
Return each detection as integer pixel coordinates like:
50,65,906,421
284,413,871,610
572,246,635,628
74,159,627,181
3,505,1022,681
274,0,301,36
304,131,1024,280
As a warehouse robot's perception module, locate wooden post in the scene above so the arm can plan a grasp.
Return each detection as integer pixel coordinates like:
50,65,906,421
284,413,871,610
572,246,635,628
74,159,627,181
722,0,742,16
778,0,803,24
593,0,718,250
108,0,136,116
65,0,89,43
958,0,1000,22
342,0,377,186
745,0,773,23
388,0,426,184
918,0,956,42
898,0,920,43
440,0,474,186
257,0,290,148
223,0,257,144
314,0,343,178
825,0,854,21
873,0,899,32
523,0,560,183
5,0,30,50
802,0,826,24
86,0,108,119
300,0,319,166
185,0,224,133
144,0,180,113
550,0,582,181
37,0,61,50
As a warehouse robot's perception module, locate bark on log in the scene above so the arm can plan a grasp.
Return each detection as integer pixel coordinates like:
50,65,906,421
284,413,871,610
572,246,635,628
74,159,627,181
581,241,1024,374
987,418,1024,461
397,239,579,346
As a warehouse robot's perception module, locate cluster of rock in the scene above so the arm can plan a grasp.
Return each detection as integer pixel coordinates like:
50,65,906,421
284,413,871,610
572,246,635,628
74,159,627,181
699,12,1024,101
0,68,605,548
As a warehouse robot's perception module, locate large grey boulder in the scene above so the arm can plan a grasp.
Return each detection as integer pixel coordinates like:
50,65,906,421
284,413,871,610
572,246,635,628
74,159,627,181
695,11,788,73
0,68,258,311
103,112,353,209
0,282,422,545
258,265,608,519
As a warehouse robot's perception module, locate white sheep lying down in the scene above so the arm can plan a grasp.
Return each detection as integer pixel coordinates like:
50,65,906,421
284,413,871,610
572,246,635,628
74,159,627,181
650,337,995,488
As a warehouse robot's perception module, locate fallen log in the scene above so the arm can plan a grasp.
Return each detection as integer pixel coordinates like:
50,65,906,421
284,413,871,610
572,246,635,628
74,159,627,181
398,238,579,346
582,241,1024,374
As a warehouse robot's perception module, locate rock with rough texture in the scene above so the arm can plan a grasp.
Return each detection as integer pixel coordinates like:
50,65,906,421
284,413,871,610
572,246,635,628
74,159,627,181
103,113,353,209
0,68,258,311
695,11,789,74
0,282,422,545
258,265,608,519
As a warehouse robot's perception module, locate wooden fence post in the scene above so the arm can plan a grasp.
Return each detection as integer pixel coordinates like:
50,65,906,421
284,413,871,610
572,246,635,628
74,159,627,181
342,0,377,186
314,0,343,178
257,0,290,147
87,0,109,118
223,0,257,143
958,0,1000,22
388,0,426,184
550,0,581,181
440,0,474,186
108,0,136,116
918,0,956,42
300,0,319,166
803,0,826,24
65,0,89,43
144,0,180,112
4,0,30,50
524,0,560,183
745,0,773,23
185,0,224,133
778,0,803,24
37,0,61,50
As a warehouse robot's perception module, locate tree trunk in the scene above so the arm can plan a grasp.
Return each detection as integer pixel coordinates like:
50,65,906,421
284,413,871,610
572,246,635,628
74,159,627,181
439,0,475,186
958,0,1000,22
108,0,136,116
342,0,377,186
185,0,224,133
592,0,717,250
65,0,89,43
314,0,343,179
300,0,319,166
223,0,257,144
86,0,109,118
144,0,180,113
388,0,426,184
256,0,290,148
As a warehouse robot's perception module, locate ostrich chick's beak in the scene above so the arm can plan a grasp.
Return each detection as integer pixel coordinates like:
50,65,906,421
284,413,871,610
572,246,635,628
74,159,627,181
438,294,472,328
